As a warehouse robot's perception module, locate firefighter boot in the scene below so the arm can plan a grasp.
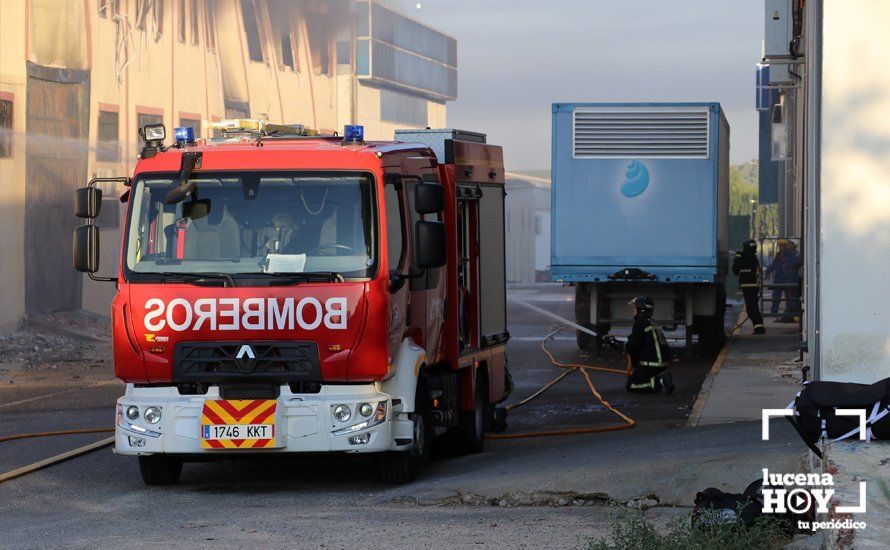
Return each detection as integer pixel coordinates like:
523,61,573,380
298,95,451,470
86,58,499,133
656,372,675,394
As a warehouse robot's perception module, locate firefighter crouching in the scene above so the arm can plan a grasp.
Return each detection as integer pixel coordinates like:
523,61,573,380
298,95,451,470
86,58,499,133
732,239,765,335
602,296,676,393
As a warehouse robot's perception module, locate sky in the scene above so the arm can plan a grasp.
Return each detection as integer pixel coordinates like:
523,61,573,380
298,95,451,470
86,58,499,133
385,0,764,171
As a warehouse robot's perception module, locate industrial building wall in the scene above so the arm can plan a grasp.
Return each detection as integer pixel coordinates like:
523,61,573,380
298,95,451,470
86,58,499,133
0,2,27,330
0,0,452,328
816,1,890,382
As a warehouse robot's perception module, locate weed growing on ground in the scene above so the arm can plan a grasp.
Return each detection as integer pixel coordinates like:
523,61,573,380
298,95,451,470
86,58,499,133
587,509,789,550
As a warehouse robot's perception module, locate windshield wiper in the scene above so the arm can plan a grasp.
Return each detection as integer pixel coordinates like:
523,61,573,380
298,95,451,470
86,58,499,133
155,272,236,287
245,271,346,283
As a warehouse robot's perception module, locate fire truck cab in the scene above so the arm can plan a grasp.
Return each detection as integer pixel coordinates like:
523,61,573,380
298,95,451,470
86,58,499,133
73,122,510,485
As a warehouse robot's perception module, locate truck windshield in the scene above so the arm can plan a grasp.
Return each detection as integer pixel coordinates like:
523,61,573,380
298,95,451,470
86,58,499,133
124,172,376,280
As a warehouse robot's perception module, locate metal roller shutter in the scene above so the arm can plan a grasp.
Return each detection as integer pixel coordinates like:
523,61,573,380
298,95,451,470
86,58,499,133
478,185,506,338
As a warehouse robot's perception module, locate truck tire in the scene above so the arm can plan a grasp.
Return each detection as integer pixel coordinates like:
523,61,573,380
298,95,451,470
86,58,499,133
574,284,594,351
138,455,183,486
458,374,487,454
380,380,432,484
696,286,727,353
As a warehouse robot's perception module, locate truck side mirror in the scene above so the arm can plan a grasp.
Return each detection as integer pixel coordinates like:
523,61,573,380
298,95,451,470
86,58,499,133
415,220,446,268
415,181,444,214
74,187,102,218
73,225,99,273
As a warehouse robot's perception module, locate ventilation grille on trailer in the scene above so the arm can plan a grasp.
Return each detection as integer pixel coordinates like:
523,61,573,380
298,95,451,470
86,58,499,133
573,107,710,159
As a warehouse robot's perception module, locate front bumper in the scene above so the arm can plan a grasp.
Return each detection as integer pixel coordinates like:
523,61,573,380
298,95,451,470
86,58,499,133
114,383,413,455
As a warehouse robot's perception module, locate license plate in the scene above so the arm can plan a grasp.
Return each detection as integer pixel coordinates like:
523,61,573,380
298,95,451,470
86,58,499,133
203,424,273,440
200,399,278,449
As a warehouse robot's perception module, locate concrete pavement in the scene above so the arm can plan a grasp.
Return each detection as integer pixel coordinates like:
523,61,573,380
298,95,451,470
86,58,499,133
688,314,804,426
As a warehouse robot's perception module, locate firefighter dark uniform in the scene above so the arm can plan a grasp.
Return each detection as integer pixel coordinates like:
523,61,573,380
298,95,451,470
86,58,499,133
732,239,765,334
603,296,675,393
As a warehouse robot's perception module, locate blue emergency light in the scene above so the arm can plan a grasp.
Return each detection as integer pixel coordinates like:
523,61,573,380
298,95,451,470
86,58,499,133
174,126,196,146
343,124,364,144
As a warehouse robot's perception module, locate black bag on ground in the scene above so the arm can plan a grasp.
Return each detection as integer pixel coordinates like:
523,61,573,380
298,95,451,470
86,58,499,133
790,378,890,453
692,480,762,527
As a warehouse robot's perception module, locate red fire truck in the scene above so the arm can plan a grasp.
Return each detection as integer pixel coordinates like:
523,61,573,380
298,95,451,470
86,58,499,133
73,122,510,485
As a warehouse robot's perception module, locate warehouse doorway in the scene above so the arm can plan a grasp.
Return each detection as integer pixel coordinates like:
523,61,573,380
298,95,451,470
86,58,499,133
24,65,90,315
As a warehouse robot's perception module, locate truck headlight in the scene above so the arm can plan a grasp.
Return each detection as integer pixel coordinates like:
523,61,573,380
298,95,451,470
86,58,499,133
332,401,388,436
126,406,140,420
333,404,351,422
359,403,373,417
144,406,162,424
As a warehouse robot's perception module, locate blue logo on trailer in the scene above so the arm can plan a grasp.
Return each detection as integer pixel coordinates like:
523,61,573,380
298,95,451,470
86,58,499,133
620,160,650,197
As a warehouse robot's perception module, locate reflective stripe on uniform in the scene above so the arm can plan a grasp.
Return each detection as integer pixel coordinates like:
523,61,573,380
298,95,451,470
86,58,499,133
644,325,663,364
640,360,667,367
738,269,752,273
753,324,764,329
629,379,656,390
740,283,760,288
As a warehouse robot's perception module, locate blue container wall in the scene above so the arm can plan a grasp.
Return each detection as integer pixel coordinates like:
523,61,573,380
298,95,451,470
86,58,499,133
550,103,727,282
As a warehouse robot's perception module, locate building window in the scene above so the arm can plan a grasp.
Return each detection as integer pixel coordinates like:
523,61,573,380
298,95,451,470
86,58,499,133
336,41,351,73
95,179,121,229
135,0,151,29
279,30,295,70
306,17,330,75
177,0,186,43
98,1,108,18
381,89,427,127
240,0,264,62
97,110,119,162
0,98,12,158
204,0,217,51
189,0,200,45
179,116,201,138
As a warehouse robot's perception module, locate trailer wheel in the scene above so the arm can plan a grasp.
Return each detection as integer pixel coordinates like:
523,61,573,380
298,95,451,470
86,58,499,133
696,286,727,353
458,374,488,454
574,284,595,351
380,379,431,484
576,328,594,352
138,455,183,486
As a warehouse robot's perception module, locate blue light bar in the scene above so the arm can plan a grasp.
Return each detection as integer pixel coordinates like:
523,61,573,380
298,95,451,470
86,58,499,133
343,124,364,144
174,126,196,145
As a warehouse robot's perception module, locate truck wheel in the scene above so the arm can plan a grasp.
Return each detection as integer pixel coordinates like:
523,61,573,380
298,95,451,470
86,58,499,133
696,317,726,353
458,375,487,454
138,455,183,486
696,285,727,353
574,284,594,351
576,328,594,352
380,380,432,484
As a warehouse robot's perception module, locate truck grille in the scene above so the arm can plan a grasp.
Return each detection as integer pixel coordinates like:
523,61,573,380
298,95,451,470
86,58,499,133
573,107,710,159
173,341,321,384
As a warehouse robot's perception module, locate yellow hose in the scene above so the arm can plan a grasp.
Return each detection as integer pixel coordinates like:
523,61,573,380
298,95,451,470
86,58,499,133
487,328,636,439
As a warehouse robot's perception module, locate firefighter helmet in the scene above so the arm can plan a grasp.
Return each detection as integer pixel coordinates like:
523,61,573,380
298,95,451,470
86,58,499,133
742,239,757,252
629,296,654,319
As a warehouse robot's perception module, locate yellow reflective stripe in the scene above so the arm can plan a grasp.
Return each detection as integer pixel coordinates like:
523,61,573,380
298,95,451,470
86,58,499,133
738,269,752,273
645,325,663,364
740,284,760,287
753,324,765,328
640,361,667,367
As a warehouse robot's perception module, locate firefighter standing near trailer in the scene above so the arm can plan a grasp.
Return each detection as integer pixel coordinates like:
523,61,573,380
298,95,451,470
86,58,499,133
733,239,765,334
603,296,676,393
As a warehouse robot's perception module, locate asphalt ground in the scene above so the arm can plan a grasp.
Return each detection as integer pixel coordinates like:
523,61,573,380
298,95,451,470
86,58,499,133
0,284,761,548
